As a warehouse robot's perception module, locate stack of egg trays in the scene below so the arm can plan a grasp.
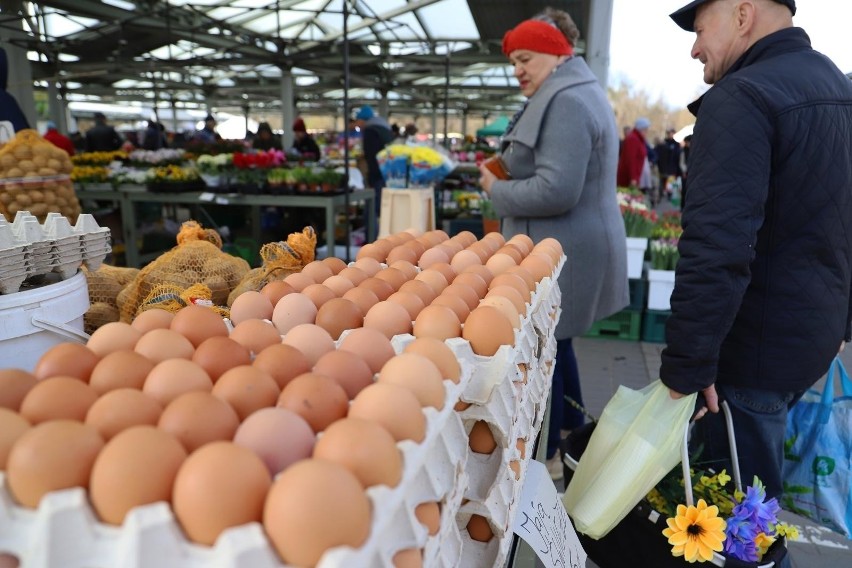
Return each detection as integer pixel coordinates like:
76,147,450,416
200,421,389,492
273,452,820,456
0,345,471,568
0,217,31,294
75,213,112,271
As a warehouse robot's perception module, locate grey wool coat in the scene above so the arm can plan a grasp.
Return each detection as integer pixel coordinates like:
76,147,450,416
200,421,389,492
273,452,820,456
491,57,629,340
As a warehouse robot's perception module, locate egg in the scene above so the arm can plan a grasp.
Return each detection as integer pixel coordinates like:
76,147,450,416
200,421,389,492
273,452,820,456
338,327,396,374
482,231,506,247
463,306,515,356
486,285,526,315
169,305,229,348
89,426,187,525
172,442,271,545
358,277,395,301
490,272,531,304
386,245,418,266
259,280,295,305
313,350,374,400
479,295,522,329
277,373,348,432
388,259,418,280
377,353,445,409
468,420,497,454
264,459,371,566
300,260,334,283
342,286,380,316
520,253,555,282
419,248,448,269
233,407,315,476
484,252,517,276
399,278,438,305
401,239,426,259
321,256,347,274
386,291,426,320
6,420,104,508
313,417,402,488
143,359,212,406
88,351,155,394
413,305,461,341
461,264,494,287
229,291,274,325
338,266,369,286
511,233,536,254
441,282,480,311
301,283,337,310
402,337,461,383
517,438,527,459
467,514,494,542
228,318,282,355
85,388,163,440
33,342,99,382
283,272,315,292
0,409,30,468
315,298,363,340
0,369,37,411
134,329,195,363
158,391,240,453
497,243,525,263
430,293,470,323
348,383,426,442
355,242,386,263
130,308,175,333
252,343,312,390
415,501,441,536
19,377,99,423
271,293,317,335
281,324,335,366
188,335,251,383
86,322,142,356
374,267,408,291
450,249,482,273
506,265,536,293
414,269,448,295
353,256,382,276
364,301,413,339
212,366,280,421
322,274,355,296
427,262,456,285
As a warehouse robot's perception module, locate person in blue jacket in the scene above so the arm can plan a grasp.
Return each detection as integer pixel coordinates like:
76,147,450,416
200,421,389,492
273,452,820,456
663,0,852,512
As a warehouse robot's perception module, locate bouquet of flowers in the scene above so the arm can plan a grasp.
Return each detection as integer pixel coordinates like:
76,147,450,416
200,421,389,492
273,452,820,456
127,149,185,167
618,192,657,237
195,153,233,175
650,239,679,270
377,144,454,188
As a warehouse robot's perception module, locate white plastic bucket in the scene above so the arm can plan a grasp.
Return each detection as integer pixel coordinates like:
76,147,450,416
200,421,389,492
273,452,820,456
0,271,90,372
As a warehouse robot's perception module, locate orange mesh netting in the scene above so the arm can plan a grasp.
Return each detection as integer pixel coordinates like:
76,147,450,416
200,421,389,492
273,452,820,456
83,264,141,333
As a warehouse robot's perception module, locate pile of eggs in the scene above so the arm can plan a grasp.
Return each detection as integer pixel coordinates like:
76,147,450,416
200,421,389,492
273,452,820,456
0,229,562,567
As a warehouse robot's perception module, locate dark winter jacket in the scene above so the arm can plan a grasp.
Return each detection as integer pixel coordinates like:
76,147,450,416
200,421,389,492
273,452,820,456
661,28,852,394
0,47,30,132
361,116,394,186
86,122,123,152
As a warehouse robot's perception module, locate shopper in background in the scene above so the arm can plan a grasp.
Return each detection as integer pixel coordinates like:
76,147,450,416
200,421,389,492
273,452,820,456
253,121,282,151
290,118,320,159
43,121,75,156
355,105,394,219
663,0,852,515
679,133,692,207
85,112,123,152
617,117,652,197
654,127,682,200
142,120,166,151
193,114,220,144
478,8,629,480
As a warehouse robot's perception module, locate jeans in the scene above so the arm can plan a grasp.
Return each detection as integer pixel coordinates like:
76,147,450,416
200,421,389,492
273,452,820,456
546,338,584,459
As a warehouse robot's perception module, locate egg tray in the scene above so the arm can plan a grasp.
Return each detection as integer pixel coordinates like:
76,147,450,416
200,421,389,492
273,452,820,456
422,469,467,568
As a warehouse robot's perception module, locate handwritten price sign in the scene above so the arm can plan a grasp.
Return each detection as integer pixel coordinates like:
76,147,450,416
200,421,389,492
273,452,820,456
512,460,587,568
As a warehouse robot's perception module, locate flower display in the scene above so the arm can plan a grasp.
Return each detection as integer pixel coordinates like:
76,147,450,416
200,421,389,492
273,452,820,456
650,239,680,271
146,164,200,183
662,499,726,563
377,144,454,187
195,153,234,175
618,191,657,237
127,149,185,167
71,151,127,166
71,165,110,183
233,149,285,169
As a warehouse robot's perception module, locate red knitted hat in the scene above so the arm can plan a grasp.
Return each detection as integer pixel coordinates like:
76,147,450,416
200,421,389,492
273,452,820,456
292,118,307,132
502,20,573,57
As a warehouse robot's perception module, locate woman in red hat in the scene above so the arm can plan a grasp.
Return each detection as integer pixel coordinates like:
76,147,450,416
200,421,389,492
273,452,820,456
478,8,629,480
291,117,320,161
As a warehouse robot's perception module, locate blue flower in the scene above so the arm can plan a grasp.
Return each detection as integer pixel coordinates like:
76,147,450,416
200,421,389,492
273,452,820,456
731,480,780,534
724,513,759,562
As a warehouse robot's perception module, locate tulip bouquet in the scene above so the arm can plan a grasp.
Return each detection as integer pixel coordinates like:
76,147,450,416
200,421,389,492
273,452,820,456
618,191,657,238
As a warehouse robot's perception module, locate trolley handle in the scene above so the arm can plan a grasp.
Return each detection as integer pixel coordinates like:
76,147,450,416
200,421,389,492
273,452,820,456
681,400,742,507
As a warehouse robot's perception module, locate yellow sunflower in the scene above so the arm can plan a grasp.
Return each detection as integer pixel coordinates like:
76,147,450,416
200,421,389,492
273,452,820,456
662,499,727,563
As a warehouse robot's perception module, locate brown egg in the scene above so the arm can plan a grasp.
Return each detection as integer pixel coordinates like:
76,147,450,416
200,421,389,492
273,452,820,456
461,264,494,287
468,420,497,454
430,293,470,324
394,548,424,568
467,514,494,542
229,291,274,325
450,249,482,273
428,262,456,286
301,260,334,284
486,285,526,315
169,305,229,348
440,239,464,257
454,230,478,247
192,336,252,382
315,298,364,340
512,233,536,254
283,272,315,292
228,318,282,355
322,274,355,296
89,351,155,394
86,322,142,357
302,283,337,310
497,243,526,263
378,353,445,409
533,241,562,264
389,260,418,281
338,327,396,374
6,420,104,508
252,343,312,390
233,407,315,476
271,292,318,335
403,337,461,383
482,231,506,247
264,459,371,566
158,391,240,453
321,256,348,274
0,369,37,411
338,266,369,286
509,460,521,480
134,329,194,363
402,238,426,259
282,324,335,366
33,342,99,382
259,280,295,305
173,441,271,545
342,286,380,316
348,383,426,442
463,306,515,356
0,409,29,468
413,305,462,341
521,252,556,282
387,291,426,320
485,252,517,276
479,295,521,328
415,269,449,295
466,242,491,263
374,267,408,291
386,245,418,266
359,277,395,301
517,438,527,459
418,246,449,269
277,373,348,432
364,301,413,339
85,388,163,440
130,308,175,333
442,282,480,311
399,278,438,305
355,243,386,263
415,501,441,536
313,417,403,488
313,350,375,400
89,425,187,525
20,377,98,423
506,265,536,293
490,272,532,304
143,359,212,406
353,256,382,277
212,366,280,421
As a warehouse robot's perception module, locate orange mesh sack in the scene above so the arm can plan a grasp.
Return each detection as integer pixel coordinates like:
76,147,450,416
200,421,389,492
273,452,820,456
83,264,141,333
227,226,316,306
136,283,229,319
0,129,79,222
119,220,250,322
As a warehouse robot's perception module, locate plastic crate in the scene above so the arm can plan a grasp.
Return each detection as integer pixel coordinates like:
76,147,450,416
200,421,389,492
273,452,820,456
641,309,671,343
584,309,642,341
627,278,646,311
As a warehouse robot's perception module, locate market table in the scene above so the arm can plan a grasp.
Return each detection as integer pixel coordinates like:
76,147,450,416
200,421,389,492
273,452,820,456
75,186,375,267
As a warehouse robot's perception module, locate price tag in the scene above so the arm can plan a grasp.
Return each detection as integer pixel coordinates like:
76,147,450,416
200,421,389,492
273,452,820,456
512,460,587,568
198,192,215,202
214,196,230,205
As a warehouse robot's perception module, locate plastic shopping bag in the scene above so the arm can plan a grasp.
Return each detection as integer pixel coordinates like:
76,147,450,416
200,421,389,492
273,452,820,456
782,357,852,538
563,380,696,539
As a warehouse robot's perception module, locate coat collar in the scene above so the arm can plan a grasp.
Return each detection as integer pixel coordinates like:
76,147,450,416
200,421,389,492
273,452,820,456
687,27,812,116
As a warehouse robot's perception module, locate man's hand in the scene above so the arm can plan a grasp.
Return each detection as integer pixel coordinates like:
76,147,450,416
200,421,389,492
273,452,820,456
669,384,719,421
478,164,496,196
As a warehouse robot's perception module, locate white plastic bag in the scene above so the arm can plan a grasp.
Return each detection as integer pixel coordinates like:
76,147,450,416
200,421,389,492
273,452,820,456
563,380,696,539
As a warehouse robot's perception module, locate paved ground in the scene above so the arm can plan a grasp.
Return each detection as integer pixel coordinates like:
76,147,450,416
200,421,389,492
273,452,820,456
566,336,852,568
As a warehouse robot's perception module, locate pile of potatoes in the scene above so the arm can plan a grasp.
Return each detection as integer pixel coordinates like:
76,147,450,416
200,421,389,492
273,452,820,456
0,129,80,222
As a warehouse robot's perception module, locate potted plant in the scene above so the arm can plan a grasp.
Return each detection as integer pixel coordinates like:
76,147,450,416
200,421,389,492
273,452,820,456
480,196,500,235
618,189,657,279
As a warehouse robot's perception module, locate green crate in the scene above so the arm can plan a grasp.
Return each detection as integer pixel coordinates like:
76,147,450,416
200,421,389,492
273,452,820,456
628,278,646,311
584,309,642,341
642,309,671,343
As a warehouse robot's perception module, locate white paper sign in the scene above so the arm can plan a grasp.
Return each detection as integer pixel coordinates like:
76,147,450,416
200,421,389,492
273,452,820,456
198,192,215,202
512,459,587,568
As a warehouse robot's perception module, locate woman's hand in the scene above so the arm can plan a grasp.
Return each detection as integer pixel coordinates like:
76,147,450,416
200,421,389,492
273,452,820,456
478,164,497,196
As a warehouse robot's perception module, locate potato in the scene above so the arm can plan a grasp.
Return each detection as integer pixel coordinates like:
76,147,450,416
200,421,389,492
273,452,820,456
0,192,11,206
32,155,47,168
47,158,61,171
29,203,47,217
38,167,57,177
0,154,16,168
6,167,23,178
7,203,20,215
29,190,44,203
42,191,56,205
17,160,35,173
14,193,31,207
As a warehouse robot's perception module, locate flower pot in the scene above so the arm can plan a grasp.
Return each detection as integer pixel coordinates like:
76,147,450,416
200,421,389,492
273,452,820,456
626,237,649,279
482,218,500,235
647,269,675,310
200,173,221,188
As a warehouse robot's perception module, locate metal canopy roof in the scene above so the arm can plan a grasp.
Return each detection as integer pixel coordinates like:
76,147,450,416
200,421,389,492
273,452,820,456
0,0,592,117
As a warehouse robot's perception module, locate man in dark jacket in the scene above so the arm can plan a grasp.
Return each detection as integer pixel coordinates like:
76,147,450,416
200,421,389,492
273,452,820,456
85,112,123,152
355,105,394,220
664,0,852,503
654,128,682,199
